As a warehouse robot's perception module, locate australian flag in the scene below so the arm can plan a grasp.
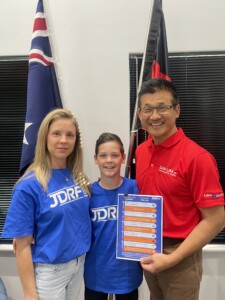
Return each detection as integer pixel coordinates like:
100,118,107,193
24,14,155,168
20,0,63,174
143,0,171,81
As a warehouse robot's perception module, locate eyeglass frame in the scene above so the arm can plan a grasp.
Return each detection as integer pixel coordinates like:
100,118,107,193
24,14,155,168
138,104,178,116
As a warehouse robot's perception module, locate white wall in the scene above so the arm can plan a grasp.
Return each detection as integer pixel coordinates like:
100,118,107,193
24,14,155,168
1,0,225,180
1,0,225,299
45,0,225,181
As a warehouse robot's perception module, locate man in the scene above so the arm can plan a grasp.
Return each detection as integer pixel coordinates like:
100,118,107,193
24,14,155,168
136,78,225,300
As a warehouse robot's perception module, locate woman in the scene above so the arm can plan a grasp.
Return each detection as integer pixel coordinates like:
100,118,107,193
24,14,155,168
2,108,91,300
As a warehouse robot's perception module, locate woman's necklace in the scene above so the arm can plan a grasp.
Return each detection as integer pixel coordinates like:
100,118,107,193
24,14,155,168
55,168,71,181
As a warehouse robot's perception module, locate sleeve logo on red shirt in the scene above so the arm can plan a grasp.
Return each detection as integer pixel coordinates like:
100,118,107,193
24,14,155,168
204,192,224,199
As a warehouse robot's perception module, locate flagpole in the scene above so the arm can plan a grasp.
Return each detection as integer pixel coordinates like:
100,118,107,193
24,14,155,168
43,0,65,105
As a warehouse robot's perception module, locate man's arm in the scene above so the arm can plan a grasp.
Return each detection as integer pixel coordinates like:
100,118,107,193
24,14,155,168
141,205,225,273
15,235,38,300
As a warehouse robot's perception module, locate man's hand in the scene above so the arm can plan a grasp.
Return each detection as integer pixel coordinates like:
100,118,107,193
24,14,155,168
140,253,174,273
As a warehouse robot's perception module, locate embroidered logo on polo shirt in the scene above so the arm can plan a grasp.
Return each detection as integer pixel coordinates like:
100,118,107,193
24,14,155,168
159,166,177,177
204,192,224,199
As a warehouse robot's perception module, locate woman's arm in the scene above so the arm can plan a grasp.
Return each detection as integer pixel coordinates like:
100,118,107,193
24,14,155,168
15,235,38,300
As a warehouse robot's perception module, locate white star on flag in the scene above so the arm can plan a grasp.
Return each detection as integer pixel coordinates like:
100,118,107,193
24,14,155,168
23,123,33,145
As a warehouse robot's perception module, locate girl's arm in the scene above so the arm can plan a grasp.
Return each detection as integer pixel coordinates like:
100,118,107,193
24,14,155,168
15,235,38,300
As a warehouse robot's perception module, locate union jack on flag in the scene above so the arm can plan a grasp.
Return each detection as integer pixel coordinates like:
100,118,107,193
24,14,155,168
20,0,63,174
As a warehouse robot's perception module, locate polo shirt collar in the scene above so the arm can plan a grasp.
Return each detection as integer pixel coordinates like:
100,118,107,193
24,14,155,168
148,128,185,149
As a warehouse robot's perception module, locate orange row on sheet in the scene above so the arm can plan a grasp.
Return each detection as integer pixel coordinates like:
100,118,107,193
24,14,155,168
124,206,157,213
123,226,156,233
123,246,156,255
123,236,156,244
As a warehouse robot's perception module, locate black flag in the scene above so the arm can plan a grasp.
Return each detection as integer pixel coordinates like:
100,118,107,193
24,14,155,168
125,0,170,178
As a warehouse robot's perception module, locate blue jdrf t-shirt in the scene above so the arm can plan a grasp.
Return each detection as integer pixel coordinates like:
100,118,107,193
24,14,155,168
2,169,91,264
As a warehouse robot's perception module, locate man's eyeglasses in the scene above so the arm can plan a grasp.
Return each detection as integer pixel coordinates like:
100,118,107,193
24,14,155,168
139,104,176,116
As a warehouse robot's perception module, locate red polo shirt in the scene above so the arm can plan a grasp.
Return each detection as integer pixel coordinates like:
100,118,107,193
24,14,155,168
136,128,224,238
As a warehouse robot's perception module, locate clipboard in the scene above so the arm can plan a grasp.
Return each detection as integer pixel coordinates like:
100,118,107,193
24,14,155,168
116,194,163,261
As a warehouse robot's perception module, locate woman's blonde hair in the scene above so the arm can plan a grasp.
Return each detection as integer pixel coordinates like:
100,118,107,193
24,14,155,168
20,108,91,195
